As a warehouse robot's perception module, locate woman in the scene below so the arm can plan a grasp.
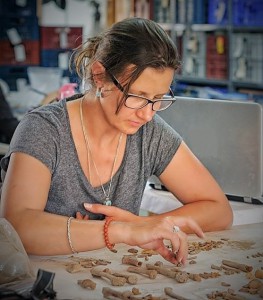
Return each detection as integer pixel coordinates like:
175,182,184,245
0,18,232,264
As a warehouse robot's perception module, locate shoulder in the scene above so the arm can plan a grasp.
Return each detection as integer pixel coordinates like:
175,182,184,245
144,114,182,140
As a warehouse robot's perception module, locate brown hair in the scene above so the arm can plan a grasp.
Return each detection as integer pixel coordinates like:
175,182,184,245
71,17,181,93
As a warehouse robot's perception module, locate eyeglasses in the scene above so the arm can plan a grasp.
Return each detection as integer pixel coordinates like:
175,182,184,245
106,70,176,111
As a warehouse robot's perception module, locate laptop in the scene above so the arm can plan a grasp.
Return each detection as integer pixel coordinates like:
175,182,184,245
150,96,263,204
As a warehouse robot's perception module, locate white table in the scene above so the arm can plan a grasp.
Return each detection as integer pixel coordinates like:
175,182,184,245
2,223,263,300
141,184,263,226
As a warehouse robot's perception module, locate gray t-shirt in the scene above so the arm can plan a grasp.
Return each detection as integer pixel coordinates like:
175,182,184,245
1,98,182,219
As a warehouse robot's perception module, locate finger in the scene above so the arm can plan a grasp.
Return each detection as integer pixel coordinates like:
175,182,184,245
83,203,138,221
175,231,188,265
185,218,205,239
84,203,113,215
76,211,84,219
156,243,180,265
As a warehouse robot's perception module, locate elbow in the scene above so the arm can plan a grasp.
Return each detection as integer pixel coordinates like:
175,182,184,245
218,203,234,230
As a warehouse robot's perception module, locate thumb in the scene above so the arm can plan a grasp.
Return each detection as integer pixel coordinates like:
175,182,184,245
84,203,114,215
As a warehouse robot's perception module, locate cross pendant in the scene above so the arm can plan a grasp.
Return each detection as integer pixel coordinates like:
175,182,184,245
104,198,112,206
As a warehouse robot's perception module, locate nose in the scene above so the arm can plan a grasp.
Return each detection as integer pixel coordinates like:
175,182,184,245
136,103,155,122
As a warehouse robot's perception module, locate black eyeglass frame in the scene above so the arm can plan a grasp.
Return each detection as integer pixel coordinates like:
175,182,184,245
106,69,176,111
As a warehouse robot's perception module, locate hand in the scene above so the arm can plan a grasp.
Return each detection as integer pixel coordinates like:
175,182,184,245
83,203,141,222
125,216,204,265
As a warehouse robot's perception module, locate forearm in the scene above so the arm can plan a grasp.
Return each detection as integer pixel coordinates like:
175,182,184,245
143,199,233,233
6,210,123,255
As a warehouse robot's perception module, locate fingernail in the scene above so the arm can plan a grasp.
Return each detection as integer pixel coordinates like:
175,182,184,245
84,203,92,209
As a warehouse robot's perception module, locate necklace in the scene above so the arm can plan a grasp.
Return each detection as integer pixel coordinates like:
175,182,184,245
79,98,123,206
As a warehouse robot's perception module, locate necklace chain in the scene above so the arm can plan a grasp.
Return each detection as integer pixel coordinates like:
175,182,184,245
80,97,123,205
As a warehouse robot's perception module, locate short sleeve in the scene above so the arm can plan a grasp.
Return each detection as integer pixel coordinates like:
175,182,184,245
1,110,60,176
145,114,182,177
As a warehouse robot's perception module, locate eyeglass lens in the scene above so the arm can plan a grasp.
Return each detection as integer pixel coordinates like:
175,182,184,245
125,94,174,111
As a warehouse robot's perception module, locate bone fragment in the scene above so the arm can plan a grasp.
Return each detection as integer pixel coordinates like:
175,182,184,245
146,264,176,278
122,255,142,266
146,264,189,283
164,287,189,300
222,265,240,274
222,260,253,272
128,248,138,254
132,287,141,295
255,269,263,279
211,264,222,271
90,267,126,286
66,263,82,273
77,278,96,290
102,287,134,299
188,273,202,282
102,287,164,300
111,271,138,284
127,266,157,279
103,268,138,284
245,278,263,289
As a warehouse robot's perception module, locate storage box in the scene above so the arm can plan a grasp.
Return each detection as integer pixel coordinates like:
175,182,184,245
0,17,39,41
40,49,72,68
208,0,228,25
0,40,40,66
0,66,29,91
40,26,83,50
233,0,263,26
0,0,37,17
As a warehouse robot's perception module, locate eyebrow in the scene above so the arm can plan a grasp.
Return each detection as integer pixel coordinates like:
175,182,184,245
128,89,169,98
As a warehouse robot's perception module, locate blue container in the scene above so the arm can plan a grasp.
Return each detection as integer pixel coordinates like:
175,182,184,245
233,0,263,26
0,0,37,17
208,0,228,24
187,0,207,24
0,17,39,41
40,49,72,68
0,66,29,91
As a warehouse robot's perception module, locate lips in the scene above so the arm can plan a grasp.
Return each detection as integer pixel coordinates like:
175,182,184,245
129,120,143,127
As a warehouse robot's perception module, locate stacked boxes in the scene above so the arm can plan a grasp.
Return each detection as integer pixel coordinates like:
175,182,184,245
40,26,83,70
206,33,228,80
233,0,263,26
182,31,206,78
231,33,263,84
0,0,39,90
208,0,228,25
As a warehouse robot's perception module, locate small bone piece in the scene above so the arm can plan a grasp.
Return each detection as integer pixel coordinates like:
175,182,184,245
146,264,189,283
211,264,222,271
66,263,82,273
128,248,139,254
146,264,176,279
102,287,144,300
164,287,188,300
90,267,126,286
111,271,138,284
246,278,263,289
222,260,253,272
255,269,263,279
188,273,202,282
127,266,157,279
77,278,96,290
122,255,142,266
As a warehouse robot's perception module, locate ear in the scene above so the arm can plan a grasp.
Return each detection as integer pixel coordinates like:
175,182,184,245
91,61,106,88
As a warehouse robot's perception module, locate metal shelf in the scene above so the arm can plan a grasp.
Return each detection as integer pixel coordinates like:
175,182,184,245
161,0,263,93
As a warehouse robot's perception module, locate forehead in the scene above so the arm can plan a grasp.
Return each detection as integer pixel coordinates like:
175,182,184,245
130,67,174,94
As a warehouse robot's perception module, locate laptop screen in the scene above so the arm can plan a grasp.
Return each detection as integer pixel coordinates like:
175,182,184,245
157,97,262,201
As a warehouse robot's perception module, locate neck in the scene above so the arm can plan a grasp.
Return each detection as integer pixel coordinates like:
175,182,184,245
81,94,121,147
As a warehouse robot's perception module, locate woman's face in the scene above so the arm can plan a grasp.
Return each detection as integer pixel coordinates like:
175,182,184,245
99,66,175,135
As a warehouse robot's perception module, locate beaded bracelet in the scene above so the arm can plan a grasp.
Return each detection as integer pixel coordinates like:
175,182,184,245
103,216,116,251
67,217,78,254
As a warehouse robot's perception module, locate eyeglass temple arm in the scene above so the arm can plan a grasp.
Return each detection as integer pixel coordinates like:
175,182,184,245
107,72,125,92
